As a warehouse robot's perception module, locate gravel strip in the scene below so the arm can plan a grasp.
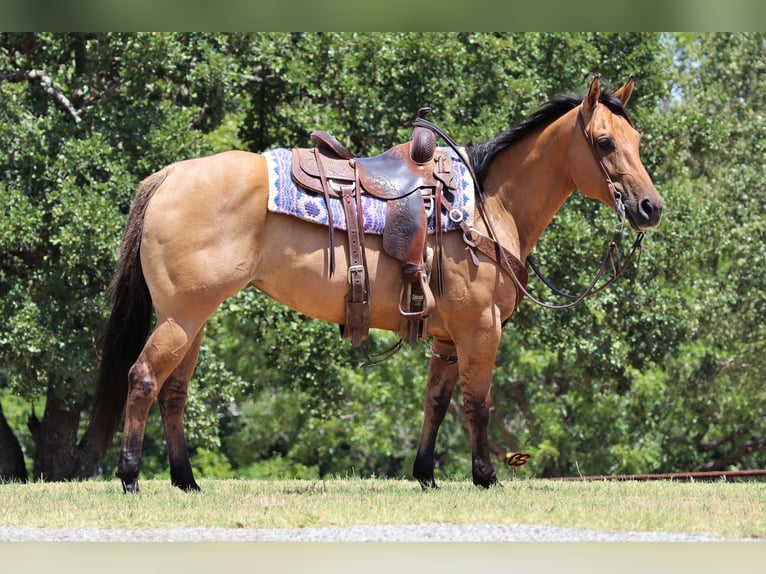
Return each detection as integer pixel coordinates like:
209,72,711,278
0,523,755,542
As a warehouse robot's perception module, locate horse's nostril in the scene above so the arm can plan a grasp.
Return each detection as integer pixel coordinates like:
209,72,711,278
640,198,655,219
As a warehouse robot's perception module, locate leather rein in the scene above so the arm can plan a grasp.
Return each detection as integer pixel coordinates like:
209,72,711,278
415,101,645,311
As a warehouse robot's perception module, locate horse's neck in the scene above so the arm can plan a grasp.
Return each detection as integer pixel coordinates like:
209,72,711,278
483,116,577,259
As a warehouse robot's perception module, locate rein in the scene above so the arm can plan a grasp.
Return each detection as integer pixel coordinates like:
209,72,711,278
415,103,646,311
522,215,644,309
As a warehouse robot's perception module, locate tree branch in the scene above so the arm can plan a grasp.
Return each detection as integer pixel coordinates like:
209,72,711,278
508,379,537,429
699,439,766,471
1,69,84,127
492,408,521,452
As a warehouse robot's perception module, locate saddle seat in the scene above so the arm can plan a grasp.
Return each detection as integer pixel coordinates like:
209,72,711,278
293,135,443,201
290,109,454,347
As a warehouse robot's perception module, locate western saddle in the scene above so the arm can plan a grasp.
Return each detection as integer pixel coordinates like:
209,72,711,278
291,108,455,347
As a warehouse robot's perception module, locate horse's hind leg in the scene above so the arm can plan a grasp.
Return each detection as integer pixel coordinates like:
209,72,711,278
412,339,459,489
157,328,204,492
116,315,204,493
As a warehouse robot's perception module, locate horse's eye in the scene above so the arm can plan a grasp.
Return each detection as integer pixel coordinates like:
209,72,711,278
596,137,615,153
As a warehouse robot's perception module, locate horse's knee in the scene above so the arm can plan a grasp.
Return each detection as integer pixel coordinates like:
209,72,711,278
422,361,458,421
423,384,452,421
463,394,490,425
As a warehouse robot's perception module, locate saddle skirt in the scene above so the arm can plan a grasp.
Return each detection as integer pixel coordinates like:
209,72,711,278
264,146,475,235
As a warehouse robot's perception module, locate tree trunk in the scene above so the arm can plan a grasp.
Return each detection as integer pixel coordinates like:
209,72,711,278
0,400,28,482
27,384,101,481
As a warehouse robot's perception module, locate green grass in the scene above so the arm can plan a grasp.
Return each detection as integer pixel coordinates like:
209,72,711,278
1,478,764,539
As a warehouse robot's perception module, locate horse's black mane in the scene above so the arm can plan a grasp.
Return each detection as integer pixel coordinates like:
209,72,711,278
466,90,632,184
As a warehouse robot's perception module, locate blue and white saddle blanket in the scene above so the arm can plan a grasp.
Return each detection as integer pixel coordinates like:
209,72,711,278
265,146,475,235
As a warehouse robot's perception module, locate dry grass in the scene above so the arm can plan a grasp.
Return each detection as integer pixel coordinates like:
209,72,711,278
1,477,764,539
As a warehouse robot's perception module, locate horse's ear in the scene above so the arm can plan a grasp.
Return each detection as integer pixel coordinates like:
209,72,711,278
613,75,635,106
584,75,601,112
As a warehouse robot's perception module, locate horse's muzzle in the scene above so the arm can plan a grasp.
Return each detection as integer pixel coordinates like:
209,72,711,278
626,195,663,231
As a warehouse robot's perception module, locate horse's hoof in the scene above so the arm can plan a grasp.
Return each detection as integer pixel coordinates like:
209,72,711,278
173,479,201,492
417,477,439,491
413,456,438,490
472,473,500,489
121,478,140,494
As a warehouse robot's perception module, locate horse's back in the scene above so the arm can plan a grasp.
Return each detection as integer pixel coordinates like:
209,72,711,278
156,150,267,199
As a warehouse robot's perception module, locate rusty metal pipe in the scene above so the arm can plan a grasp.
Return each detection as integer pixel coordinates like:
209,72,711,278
544,469,766,481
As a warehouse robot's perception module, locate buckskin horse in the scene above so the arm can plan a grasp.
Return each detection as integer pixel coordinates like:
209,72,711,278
88,76,663,493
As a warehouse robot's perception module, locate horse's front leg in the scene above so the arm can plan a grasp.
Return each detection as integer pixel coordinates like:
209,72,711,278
412,338,459,490
457,329,502,488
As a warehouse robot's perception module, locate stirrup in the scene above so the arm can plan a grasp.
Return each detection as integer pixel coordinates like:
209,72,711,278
397,286,427,346
398,273,434,319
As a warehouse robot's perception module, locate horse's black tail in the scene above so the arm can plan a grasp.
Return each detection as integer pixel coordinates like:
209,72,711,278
83,172,167,457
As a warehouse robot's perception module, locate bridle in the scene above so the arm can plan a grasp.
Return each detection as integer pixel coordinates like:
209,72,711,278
415,100,646,312
517,102,646,310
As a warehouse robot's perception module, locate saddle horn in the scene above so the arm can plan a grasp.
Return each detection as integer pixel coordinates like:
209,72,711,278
410,107,436,164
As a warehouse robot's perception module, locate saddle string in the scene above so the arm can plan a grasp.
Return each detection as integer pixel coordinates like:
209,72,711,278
354,165,371,300
433,158,447,295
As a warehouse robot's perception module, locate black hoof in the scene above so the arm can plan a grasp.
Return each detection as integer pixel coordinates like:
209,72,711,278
173,479,201,492
413,455,438,491
417,477,439,491
121,478,140,494
472,472,501,489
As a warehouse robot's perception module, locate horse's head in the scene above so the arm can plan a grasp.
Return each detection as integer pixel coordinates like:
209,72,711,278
570,76,663,231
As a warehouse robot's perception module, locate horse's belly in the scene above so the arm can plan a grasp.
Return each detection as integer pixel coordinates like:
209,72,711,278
251,215,404,332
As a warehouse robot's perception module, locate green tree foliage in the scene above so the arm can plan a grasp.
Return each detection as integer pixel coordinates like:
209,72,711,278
1,32,763,483
0,32,247,479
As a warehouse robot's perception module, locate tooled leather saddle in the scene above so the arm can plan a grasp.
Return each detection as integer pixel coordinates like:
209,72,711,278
290,108,455,347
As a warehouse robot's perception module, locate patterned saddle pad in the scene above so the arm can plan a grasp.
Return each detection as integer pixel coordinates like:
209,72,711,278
265,146,475,235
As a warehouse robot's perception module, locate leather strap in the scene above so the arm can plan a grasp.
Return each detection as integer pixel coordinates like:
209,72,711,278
314,148,337,276
434,155,445,296
339,174,370,347
434,191,528,306
458,221,528,306
314,150,370,346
